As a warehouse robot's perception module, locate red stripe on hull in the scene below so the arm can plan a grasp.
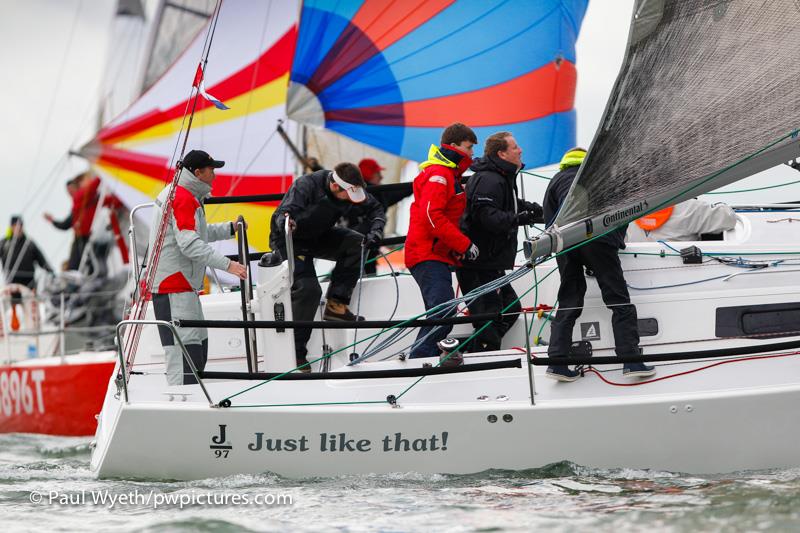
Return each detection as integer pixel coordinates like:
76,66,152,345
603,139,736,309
0,360,115,436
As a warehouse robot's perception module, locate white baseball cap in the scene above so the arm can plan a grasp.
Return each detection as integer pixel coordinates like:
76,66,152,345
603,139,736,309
331,170,366,203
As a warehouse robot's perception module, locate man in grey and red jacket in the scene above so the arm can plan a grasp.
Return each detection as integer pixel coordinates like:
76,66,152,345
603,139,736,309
148,150,247,385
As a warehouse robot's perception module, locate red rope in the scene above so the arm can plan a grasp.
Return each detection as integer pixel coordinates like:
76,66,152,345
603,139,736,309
584,351,800,386
510,347,798,386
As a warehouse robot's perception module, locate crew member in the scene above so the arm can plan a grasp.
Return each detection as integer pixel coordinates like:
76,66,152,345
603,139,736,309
0,215,52,289
458,131,543,352
269,162,386,370
149,150,247,385
405,123,478,361
542,148,655,381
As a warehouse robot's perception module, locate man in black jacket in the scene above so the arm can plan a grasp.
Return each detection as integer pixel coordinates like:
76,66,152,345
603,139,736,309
542,148,654,381
270,163,386,368
1,215,52,289
458,132,543,352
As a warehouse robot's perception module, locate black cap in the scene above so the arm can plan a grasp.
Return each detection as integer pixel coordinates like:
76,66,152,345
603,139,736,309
10,215,22,226
181,150,225,173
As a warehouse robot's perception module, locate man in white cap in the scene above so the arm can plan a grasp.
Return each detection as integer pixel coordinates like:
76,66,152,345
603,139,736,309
149,149,247,385
270,162,386,370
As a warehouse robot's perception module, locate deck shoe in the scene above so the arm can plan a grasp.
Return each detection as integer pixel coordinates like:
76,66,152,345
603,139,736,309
322,300,365,322
622,362,656,378
296,357,311,373
545,365,580,382
439,351,463,368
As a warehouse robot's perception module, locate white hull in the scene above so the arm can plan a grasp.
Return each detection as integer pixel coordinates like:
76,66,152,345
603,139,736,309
92,210,800,479
92,352,800,479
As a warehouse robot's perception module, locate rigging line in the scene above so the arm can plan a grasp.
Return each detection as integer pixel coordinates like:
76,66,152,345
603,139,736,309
23,17,144,219
585,351,799,387
224,0,273,187
222,264,537,400
206,128,279,221
18,153,70,218
519,170,553,181
351,244,367,354
24,0,84,201
125,0,225,363
552,128,800,259
394,266,541,400
705,178,800,195
356,247,400,354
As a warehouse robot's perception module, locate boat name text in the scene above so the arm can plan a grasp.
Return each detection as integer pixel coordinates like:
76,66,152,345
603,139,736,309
209,425,450,457
0,369,45,418
602,201,649,227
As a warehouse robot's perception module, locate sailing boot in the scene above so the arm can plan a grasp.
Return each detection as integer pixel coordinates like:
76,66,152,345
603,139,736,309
545,365,581,382
437,338,463,368
622,362,656,378
322,299,365,321
296,355,311,374
622,347,656,378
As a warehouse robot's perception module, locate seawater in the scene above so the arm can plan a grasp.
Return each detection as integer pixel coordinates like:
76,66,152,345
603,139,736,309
2,433,799,532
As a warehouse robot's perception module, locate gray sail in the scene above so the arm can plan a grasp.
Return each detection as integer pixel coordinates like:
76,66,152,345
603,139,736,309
140,0,215,93
535,0,800,259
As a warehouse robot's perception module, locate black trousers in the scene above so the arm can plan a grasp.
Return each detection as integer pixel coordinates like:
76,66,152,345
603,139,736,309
67,236,87,271
456,268,521,352
547,241,639,358
292,227,363,360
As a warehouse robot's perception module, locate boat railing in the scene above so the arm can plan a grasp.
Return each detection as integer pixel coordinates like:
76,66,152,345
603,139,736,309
115,319,214,406
0,286,121,363
128,202,155,286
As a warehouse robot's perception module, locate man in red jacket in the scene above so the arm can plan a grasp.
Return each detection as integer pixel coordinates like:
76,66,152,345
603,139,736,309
405,123,478,360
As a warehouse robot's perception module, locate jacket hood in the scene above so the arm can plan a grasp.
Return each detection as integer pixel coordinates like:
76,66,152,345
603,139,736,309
419,144,473,176
469,154,523,178
177,167,213,199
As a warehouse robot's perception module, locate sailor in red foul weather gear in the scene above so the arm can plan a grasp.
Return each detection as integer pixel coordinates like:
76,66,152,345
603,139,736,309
405,123,478,360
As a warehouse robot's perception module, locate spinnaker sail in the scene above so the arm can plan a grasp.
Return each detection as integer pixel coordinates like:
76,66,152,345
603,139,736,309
540,0,800,259
288,0,587,168
83,0,589,251
83,1,299,251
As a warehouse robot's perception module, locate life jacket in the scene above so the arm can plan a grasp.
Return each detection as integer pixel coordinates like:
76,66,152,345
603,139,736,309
635,206,675,231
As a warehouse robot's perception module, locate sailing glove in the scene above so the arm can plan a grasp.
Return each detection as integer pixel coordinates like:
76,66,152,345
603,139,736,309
464,243,480,261
364,231,382,248
521,201,544,223
516,211,538,226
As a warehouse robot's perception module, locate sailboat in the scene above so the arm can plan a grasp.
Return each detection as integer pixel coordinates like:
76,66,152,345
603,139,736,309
89,0,800,480
0,0,220,436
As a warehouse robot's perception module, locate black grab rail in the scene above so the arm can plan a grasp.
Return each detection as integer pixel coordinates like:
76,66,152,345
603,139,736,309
174,312,502,330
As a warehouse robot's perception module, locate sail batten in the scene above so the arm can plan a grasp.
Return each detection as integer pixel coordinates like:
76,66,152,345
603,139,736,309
553,0,800,244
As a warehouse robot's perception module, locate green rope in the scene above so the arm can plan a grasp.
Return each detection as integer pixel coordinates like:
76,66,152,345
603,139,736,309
706,178,800,195
365,245,404,266
220,279,482,403
318,245,406,280
519,170,555,181
227,400,386,408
